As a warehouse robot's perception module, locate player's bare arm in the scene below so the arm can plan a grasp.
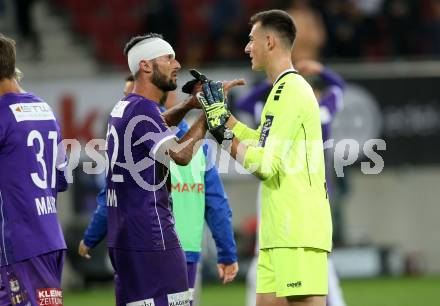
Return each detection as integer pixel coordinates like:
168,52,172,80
161,94,199,127
156,113,207,166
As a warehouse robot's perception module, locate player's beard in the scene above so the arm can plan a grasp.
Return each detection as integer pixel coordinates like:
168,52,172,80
152,62,177,92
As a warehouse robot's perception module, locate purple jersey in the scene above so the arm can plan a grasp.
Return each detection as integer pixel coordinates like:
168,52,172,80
0,93,67,266
318,68,345,142
106,93,180,251
235,81,271,123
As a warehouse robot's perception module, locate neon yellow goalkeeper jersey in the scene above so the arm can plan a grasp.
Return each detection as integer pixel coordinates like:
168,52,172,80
232,70,332,252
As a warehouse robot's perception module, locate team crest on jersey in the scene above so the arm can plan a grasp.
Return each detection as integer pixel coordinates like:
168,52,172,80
110,100,130,118
126,298,155,306
9,103,55,122
8,274,29,306
9,277,20,293
258,115,274,147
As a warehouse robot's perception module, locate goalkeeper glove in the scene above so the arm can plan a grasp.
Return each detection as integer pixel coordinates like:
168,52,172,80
183,69,232,143
196,80,231,143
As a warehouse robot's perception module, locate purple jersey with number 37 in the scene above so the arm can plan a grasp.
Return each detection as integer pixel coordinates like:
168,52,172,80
0,92,67,266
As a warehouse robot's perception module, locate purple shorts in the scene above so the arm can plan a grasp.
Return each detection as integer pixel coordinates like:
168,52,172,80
109,247,189,306
0,250,65,306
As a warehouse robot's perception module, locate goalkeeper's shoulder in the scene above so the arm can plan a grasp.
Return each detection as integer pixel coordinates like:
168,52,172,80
272,76,315,109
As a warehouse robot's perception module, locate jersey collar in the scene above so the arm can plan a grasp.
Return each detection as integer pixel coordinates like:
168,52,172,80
273,68,298,85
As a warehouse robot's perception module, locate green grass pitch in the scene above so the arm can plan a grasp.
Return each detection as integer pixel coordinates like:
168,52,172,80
63,276,440,306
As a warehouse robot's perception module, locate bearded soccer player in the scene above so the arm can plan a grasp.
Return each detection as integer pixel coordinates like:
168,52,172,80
105,33,243,306
0,34,68,306
79,75,238,306
195,10,332,306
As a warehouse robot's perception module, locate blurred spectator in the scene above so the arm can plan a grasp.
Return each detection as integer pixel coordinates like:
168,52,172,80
352,0,384,16
210,0,242,40
0,0,5,16
215,33,242,62
284,0,327,61
54,0,440,65
184,35,206,67
320,0,367,58
209,0,244,62
144,0,180,48
0,0,5,30
382,0,421,56
14,0,42,60
422,0,440,55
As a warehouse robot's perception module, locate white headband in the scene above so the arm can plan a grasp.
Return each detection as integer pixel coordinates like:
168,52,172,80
127,37,175,75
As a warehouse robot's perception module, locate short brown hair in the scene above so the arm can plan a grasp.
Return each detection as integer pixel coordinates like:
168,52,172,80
250,9,296,48
0,34,16,80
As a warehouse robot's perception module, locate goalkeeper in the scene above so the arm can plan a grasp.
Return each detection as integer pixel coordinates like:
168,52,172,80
195,9,332,306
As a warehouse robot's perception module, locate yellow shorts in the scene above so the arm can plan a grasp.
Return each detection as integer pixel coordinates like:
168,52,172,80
256,247,328,297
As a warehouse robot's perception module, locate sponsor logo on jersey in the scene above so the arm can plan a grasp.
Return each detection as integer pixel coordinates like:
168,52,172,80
126,298,155,306
188,288,194,302
258,115,274,147
287,281,302,288
110,100,130,118
9,103,55,122
36,288,62,306
171,183,204,193
167,291,190,306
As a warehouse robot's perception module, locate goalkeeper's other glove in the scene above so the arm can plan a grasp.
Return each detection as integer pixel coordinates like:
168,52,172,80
182,69,209,94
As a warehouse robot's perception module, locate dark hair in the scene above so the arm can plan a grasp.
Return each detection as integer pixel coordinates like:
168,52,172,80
123,33,164,56
250,9,296,48
125,74,134,82
0,34,16,80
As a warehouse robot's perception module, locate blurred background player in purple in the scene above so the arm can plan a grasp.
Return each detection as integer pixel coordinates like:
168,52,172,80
237,59,346,306
13,0,42,60
295,60,344,148
0,33,68,306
